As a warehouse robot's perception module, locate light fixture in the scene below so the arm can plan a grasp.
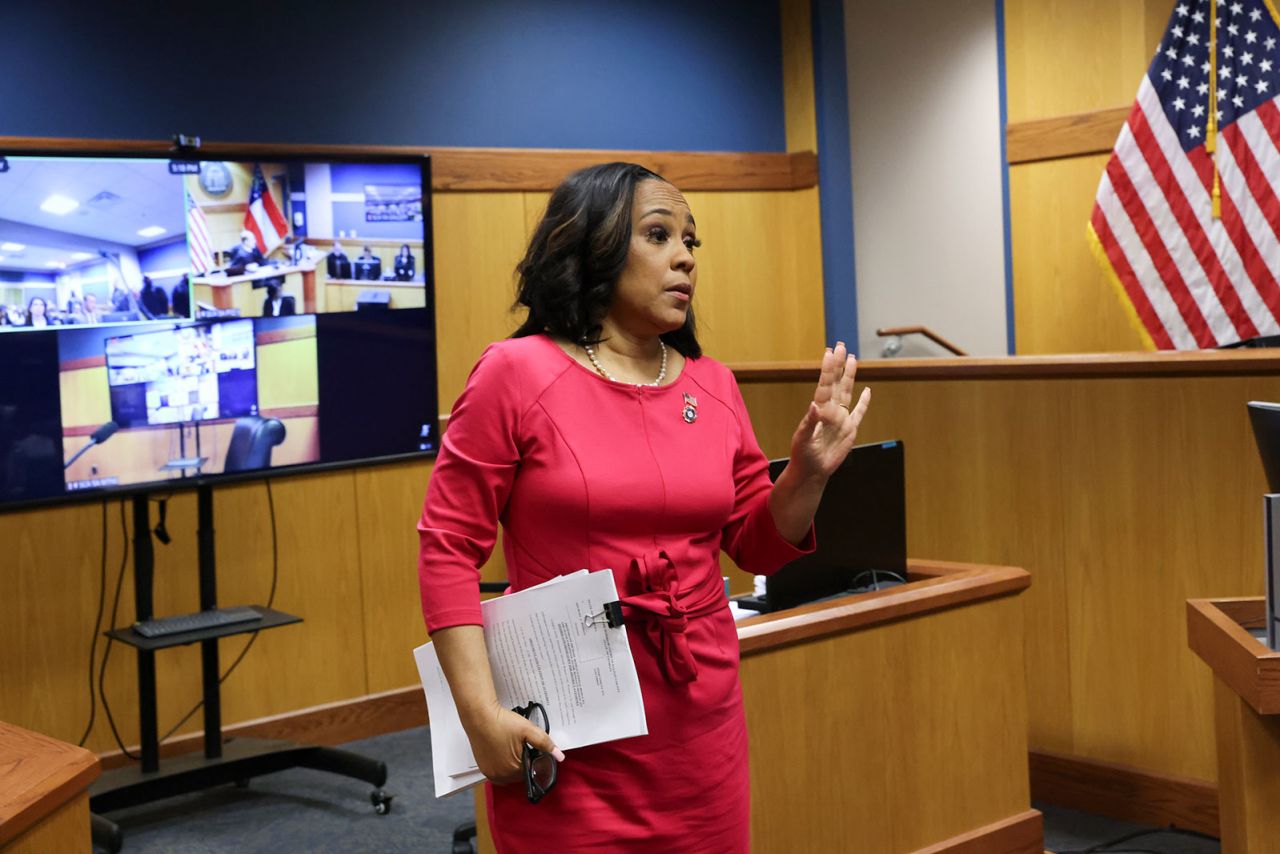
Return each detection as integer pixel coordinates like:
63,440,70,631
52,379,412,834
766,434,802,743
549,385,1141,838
0,242,25,252
40,194,80,215
46,260,66,269
71,251,93,261
137,225,166,238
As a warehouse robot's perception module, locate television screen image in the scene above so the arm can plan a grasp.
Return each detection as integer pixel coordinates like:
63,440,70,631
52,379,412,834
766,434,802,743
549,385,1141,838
0,147,437,512
185,160,431,318
105,320,258,428
0,156,190,330
59,315,322,492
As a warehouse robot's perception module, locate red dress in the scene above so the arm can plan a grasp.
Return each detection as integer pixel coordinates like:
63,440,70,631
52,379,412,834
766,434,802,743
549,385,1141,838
418,334,813,852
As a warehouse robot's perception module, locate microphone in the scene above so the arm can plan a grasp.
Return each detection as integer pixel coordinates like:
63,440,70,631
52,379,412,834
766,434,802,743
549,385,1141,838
65,420,118,470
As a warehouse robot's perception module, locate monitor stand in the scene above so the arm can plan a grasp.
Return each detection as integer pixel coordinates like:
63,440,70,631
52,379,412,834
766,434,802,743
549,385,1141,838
88,486,391,852
164,420,206,476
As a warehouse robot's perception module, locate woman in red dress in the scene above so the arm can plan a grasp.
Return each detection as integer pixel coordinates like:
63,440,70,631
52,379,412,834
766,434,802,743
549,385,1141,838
418,163,871,852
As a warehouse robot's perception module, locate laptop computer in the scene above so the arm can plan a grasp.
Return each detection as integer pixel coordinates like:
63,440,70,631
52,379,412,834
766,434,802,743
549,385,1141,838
734,439,907,613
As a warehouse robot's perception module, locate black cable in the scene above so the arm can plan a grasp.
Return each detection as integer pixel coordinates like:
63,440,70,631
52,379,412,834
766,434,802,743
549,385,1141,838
77,500,109,747
159,479,279,742
1055,823,1220,854
99,500,139,761
849,568,908,591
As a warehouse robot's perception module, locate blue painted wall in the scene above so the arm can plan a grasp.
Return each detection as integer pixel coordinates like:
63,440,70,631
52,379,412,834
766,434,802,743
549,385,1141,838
812,0,859,352
1,0,786,152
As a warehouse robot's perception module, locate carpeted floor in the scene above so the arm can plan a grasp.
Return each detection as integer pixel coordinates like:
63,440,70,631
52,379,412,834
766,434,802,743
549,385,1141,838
95,726,1222,853
97,727,473,853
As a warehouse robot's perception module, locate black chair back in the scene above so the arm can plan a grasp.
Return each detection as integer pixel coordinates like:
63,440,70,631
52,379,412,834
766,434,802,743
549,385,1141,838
224,416,286,472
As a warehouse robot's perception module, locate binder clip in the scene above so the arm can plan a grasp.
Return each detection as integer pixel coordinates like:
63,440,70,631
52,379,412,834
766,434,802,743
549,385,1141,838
583,600,624,629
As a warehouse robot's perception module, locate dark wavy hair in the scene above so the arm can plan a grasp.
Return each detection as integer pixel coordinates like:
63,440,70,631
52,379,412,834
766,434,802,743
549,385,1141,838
512,162,701,357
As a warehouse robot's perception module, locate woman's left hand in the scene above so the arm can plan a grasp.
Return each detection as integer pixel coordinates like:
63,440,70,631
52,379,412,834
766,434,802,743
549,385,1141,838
788,341,872,483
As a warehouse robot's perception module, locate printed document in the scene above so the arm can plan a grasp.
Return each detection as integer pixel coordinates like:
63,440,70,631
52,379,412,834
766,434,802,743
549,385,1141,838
414,568,647,797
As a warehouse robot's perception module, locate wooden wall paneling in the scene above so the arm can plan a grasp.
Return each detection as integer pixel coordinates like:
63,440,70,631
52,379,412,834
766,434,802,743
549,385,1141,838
780,0,818,153
863,378,1076,756
353,460,434,694
1058,375,1269,782
1,501,128,752
432,192,529,410
681,190,826,364
739,377,1076,753
1009,155,1150,354
1003,0,1174,124
191,474,371,731
741,367,1280,786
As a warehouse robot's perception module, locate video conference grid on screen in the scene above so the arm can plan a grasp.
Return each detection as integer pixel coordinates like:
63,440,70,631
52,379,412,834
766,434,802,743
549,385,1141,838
0,152,438,511
105,319,258,428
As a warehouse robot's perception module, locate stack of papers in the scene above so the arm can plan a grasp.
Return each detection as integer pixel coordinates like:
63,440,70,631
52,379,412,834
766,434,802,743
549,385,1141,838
414,569,648,796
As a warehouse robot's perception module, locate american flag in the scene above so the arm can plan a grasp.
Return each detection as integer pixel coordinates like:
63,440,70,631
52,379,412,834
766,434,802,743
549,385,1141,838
243,163,289,255
185,191,214,275
1091,0,1280,349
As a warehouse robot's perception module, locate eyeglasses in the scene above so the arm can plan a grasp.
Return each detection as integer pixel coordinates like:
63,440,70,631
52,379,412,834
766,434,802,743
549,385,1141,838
512,701,558,804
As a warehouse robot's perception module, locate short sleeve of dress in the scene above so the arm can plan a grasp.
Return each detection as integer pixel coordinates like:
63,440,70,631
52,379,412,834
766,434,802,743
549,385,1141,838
719,372,816,575
417,344,523,632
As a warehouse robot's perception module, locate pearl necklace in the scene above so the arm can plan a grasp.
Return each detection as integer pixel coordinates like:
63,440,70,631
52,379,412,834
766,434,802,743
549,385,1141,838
582,340,668,387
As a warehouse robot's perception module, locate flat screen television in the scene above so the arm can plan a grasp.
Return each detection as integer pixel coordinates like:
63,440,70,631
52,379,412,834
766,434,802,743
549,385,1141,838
0,149,438,511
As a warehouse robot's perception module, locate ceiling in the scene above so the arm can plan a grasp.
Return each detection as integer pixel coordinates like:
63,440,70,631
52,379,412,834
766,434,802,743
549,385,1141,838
0,156,185,252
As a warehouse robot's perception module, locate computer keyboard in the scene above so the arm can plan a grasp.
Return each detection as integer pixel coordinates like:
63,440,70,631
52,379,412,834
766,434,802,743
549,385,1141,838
133,606,263,638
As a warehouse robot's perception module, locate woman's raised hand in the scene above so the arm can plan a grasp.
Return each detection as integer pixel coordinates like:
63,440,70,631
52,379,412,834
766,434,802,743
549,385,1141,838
788,341,872,482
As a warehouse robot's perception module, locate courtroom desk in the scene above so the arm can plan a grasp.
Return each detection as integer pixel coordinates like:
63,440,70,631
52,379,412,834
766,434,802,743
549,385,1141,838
477,559,1039,854
1188,597,1280,854
324,278,427,313
192,263,314,316
0,721,100,853
730,349,1280,832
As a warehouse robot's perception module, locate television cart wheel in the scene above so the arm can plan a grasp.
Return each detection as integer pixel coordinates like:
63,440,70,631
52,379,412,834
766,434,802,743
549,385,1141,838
88,487,391,845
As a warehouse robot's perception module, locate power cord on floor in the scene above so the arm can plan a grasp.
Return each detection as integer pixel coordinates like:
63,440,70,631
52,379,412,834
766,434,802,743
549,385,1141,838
159,479,279,742
1056,823,1220,854
77,500,110,747
99,500,139,760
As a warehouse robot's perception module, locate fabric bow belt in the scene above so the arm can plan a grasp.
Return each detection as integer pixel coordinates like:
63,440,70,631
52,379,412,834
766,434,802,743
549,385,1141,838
617,550,726,684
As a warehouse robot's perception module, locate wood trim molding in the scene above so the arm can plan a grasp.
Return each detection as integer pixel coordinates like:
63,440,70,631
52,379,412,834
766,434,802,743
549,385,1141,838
0,721,102,846
729,348,1280,383
737,559,1030,655
1187,597,1280,715
96,685,427,772
0,137,818,192
62,404,318,437
1029,749,1218,837
910,809,1044,854
1006,106,1129,165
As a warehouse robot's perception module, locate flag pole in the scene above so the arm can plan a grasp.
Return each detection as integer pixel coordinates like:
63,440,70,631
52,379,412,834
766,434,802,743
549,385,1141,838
1208,0,1221,219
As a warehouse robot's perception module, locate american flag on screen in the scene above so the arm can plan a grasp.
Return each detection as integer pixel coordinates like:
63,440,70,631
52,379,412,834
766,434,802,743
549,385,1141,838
185,191,214,275
243,164,289,255
1090,0,1280,349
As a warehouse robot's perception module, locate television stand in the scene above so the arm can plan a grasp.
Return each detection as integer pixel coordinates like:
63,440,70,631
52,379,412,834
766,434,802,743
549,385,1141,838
88,486,391,851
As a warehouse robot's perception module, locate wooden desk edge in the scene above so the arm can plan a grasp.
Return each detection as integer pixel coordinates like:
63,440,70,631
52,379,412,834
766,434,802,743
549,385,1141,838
738,559,1030,655
728,349,1280,382
0,722,101,847
1187,597,1280,715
